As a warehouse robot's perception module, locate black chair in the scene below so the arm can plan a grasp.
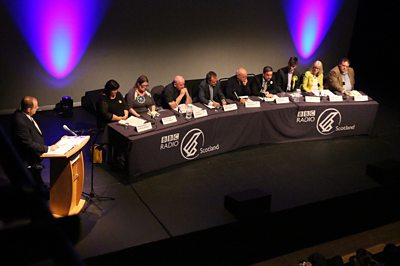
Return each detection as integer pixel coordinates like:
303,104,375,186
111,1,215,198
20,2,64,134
185,78,203,103
299,73,305,92
81,89,103,115
219,77,229,97
247,73,255,84
150,85,165,110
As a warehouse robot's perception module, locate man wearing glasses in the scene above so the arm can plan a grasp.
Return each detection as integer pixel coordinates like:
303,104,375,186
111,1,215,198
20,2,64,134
327,57,355,96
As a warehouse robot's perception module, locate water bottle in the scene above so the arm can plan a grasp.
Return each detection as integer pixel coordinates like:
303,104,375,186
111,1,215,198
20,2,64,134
185,104,193,119
294,89,301,102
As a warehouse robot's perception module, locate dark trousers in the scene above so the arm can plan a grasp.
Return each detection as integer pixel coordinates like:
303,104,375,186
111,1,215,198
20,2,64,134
28,163,45,186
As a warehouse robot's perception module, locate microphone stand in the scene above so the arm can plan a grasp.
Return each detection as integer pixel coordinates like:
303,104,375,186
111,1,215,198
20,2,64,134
82,129,114,213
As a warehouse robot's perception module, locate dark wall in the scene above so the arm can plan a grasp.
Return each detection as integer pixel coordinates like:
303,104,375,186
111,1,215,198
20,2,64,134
349,1,395,106
0,0,358,112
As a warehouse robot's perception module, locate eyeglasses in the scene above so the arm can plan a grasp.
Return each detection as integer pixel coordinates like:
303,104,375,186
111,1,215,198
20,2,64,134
140,83,149,88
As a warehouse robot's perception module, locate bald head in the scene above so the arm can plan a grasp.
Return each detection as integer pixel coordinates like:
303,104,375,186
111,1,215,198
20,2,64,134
236,67,248,83
20,96,39,116
173,75,185,90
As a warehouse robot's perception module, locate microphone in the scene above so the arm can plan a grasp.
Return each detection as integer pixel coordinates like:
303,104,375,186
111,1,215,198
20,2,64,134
63,125,78,136
234,91,240,100
75,128,97,134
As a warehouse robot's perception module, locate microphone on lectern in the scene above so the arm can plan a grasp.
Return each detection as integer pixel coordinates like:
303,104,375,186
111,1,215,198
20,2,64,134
63,125,78,136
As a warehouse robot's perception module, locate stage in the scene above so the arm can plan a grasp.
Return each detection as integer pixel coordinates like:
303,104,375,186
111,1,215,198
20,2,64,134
1,102,399,265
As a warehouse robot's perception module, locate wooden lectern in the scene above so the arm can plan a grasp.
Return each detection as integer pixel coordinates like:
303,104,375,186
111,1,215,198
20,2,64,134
42,135,90,217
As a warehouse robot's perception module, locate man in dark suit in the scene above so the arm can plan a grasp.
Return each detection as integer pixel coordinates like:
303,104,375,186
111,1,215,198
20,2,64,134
250,66,281,97
276,56,301,92
225,67,251,104
198,71,227,108
11,96,58,188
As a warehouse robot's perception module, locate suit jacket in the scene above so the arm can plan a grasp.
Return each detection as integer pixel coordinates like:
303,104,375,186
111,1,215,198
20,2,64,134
11,110,47,166
302,71,324,93
327,66,355,92
250,73,281,96
276,66,301,92
197,79,226,104
225,75,251,100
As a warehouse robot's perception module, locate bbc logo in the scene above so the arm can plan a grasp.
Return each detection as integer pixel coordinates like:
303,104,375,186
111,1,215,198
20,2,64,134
161,133,179,143
297,110,315,117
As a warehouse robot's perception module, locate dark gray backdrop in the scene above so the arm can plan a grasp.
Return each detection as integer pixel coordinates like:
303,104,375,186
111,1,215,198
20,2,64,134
0,0,358,112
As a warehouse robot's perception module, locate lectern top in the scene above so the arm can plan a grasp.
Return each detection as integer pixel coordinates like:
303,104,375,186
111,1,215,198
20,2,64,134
41,135,90,158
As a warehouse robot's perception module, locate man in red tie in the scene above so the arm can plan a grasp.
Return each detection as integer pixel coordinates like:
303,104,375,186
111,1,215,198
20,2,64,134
11,96,58,191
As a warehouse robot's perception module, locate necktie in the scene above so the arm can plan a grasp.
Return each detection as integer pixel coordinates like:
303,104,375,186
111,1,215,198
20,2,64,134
209,85,213,101
31,117,42,135
263,80,268,93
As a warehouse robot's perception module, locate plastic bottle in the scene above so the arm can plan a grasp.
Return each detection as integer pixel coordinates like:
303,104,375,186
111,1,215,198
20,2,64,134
294,89,301,102
185,104,193,119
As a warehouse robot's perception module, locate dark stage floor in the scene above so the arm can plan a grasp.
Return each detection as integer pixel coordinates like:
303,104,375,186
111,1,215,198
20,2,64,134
1,97,400,265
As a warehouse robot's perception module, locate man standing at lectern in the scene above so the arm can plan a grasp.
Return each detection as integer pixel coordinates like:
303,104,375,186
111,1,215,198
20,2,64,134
11,96,58,192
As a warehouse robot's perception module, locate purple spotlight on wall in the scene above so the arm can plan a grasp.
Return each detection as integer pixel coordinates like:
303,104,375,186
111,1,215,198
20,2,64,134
4,0,109,79
284,0,343,59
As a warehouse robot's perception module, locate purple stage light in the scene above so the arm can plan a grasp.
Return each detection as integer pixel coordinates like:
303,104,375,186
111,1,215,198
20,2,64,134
4,0,109,79
284,0,343,59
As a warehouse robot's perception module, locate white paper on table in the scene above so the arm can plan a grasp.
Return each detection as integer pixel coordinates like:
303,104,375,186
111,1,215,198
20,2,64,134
118,116,146,127
305,96,321,103
349,90,362,96
161,116,178,125
204,103,216,109
259,95,278,102
354,95,368,101
275,97,290,104
329,95,344,102
223,103,238,111
245,99,261,108
320,89,335,97
174,103,203,113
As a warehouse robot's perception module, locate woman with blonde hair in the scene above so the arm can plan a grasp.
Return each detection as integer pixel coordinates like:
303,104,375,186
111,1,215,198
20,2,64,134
302,60,324,95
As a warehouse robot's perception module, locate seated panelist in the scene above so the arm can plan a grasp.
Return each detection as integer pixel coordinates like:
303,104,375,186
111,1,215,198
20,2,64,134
302,60,324,95
327,57,355,96
198,71,227,108
162,75,192,109
126,75,157,118
250,66,281,98
225,67,251,104
97,79,129,129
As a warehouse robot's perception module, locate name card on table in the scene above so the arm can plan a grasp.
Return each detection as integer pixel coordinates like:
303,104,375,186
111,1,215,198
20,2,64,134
193,109,208,118
275,97,290,104
354,95,368,102
223,103,238,112
260,96,276,102
329,95,343,102
245,100,261,108
161,115,177,125
136,122,152,133
305,96,321,103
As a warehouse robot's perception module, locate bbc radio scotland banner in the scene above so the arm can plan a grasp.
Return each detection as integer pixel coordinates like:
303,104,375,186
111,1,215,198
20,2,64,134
107,100,378,176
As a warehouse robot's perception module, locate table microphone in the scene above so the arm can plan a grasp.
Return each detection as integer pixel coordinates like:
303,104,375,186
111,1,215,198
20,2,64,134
63,125,78,136
234,91,240,100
